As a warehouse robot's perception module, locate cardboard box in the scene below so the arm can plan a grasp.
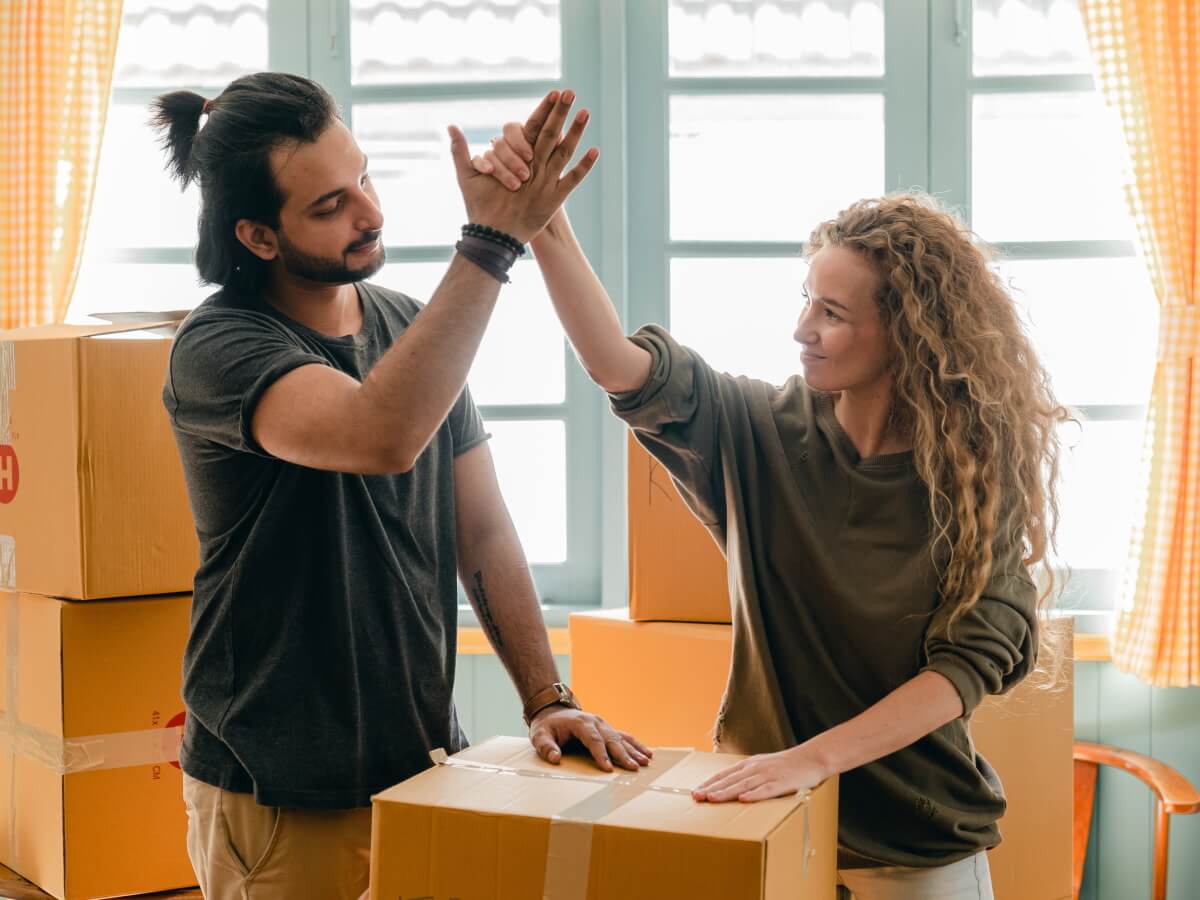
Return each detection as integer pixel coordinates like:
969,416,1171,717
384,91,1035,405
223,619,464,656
371,735,838,900
569,609,1074,900
0,321,197,600
0,591,195,900
627,436,730,623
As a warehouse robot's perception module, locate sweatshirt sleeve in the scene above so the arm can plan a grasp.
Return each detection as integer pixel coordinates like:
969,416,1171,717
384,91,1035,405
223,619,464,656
920,548,1039,717
608,324,733,528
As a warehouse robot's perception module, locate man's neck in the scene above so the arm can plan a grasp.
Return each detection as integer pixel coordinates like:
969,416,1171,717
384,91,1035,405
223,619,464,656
265,277,362,338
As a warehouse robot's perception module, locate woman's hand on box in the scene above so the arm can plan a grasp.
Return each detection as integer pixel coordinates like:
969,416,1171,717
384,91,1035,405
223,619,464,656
529,707,653,772
692,745,830,803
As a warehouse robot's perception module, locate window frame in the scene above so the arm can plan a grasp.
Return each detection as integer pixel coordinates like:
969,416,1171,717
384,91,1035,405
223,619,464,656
626,0,1140,615
314,0,616,614
83,0,1146,621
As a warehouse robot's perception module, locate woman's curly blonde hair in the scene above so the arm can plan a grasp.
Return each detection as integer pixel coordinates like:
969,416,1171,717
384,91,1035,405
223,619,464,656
807,193,1072,638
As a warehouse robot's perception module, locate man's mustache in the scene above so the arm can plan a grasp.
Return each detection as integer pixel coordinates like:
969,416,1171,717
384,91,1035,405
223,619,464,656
346,230,382,253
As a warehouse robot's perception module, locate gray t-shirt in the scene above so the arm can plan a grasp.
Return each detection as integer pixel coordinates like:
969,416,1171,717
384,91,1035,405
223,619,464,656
163,281,488,809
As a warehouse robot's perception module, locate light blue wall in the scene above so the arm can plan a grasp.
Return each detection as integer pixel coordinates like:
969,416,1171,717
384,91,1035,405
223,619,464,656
454,654,571,745
454,655,1200,900
1074,662,1200,900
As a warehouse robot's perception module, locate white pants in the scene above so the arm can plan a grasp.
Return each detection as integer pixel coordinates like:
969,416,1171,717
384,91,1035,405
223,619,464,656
837,852,995,900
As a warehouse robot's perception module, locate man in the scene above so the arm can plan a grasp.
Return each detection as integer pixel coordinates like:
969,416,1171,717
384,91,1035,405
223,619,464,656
151,73,648,899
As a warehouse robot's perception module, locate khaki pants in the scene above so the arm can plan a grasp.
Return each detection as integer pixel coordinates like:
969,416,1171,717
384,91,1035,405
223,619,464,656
183,772,371,900
837,852,995,900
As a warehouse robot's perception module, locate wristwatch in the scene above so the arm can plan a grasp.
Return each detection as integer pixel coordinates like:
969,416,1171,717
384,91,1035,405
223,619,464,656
522,682,581,727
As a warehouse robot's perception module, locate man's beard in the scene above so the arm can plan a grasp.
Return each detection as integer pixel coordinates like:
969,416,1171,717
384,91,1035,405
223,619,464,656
277,229,385,284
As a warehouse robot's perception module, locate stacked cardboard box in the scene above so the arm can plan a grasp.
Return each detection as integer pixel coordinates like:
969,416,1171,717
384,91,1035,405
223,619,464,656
581,438,1074,900
0,322,199,900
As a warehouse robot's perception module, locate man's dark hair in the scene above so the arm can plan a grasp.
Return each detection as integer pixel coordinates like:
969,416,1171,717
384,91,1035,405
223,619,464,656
149,73,341,296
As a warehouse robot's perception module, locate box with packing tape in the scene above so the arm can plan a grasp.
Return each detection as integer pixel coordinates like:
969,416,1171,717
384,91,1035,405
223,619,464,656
0,318,197,600
568,608,1074,900
0,590,195,900
627,435,730,624
370,735,838,899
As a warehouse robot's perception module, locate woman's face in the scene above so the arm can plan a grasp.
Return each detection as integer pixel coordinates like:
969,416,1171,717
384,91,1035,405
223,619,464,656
795,244,891,394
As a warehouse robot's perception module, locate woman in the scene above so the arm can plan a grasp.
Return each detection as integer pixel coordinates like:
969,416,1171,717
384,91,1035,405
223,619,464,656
471,114,1068,900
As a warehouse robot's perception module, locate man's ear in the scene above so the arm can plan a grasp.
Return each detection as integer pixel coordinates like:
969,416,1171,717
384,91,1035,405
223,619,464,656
235,219,280,262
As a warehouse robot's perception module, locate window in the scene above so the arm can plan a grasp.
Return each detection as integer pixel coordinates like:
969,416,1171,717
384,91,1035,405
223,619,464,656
72,1,608,610
74,0,1153,616
629,0,1154,613
938,0,1155,610
71,0,270,320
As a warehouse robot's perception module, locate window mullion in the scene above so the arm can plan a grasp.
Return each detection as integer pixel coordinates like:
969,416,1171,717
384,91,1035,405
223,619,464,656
626,0,670,333
308,0,352,123
883,0,931,193
928,0,972,219
268,0,310,77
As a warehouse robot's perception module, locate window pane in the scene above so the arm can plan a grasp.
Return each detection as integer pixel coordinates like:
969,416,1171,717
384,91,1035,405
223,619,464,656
114,0,268,88
669,257,808,385
350,0,561,85
368,260,566,405
972,92,1135,242
89,104,201,250
669,0,884,78
670,95,884,241
973,0,1091,76
1056,419,1147,571
484,420,566,564
1000,258,1157,407
67,261,210,322
354,98,543,247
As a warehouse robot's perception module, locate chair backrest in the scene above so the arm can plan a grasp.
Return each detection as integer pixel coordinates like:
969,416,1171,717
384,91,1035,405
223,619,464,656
1073,740,1200,900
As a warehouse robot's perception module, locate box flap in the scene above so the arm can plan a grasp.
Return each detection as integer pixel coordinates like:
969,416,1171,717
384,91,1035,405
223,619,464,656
376,736,803,842
86,310,190,326
0,321,179,342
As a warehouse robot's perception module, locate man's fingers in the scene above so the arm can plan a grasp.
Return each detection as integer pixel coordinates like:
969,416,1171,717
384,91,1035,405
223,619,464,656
530,728,563,765
533,90,576,163
502,121,535,164
576,722,613,772
549,109,590,172
447,124,475,182
601,729,640,771
555,147,599,199
470,154,494,175
522,90,560,148
621,739,651,766
620,732,654,759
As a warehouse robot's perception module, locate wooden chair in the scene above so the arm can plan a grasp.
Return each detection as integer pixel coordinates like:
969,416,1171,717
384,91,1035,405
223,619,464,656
1074,740,1200,900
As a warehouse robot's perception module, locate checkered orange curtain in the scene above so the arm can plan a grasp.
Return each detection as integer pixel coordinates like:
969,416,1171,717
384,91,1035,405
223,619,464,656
1082,1,1199,686
0,1,123,328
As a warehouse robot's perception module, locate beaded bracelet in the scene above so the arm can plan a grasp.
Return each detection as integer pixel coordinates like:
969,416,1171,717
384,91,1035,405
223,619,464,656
462,223,526,257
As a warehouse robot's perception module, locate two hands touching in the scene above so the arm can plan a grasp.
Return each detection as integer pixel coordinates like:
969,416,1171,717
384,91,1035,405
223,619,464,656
448,89,829,804
447,89,594,245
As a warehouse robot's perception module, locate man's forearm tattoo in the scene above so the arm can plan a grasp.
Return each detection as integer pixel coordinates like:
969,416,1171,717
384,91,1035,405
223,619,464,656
472,569,504,649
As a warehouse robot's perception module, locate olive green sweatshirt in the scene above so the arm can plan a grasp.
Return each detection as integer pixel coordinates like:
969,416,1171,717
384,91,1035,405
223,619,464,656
610,326,1038,869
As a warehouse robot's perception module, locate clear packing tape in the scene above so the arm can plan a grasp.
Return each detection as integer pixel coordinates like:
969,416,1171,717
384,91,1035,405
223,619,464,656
3,584,183,867
430,745,814,900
